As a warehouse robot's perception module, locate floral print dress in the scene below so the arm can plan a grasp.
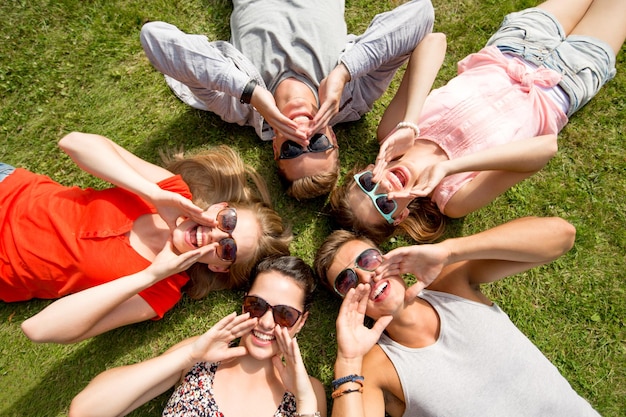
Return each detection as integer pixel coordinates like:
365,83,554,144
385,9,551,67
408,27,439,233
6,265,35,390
162,362,297,417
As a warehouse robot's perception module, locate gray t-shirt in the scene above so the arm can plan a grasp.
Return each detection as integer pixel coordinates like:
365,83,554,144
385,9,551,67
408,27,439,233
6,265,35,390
230,0,346,96
378,290,600,417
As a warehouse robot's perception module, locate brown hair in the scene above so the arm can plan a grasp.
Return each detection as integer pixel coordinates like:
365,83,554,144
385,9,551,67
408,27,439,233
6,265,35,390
329,165,447,244
248,255,316,312
313,229,376,291
163,145,292,298
278,151,340,200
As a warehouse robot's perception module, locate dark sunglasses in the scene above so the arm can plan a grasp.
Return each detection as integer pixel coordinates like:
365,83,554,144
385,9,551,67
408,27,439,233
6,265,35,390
353,171,397,224
333,248,384,297
278,133,335,159
242,295,303,328
215,207,237,262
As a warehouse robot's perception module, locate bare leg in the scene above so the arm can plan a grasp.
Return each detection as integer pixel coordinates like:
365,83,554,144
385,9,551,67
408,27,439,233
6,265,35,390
569,0,626,55
536,0,593,34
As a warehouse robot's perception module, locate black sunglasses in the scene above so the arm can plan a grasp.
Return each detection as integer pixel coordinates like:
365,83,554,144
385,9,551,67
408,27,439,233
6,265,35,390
215,207,237,262
242,295,303,328
333,248,384,297
278,133,335,159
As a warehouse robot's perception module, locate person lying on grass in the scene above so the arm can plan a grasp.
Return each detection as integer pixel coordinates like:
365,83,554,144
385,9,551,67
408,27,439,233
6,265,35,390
70,256,326,417
0,132,291,343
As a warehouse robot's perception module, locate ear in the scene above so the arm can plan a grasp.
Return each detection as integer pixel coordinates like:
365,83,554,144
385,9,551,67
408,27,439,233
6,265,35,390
393,207,410,226
208,264,230,273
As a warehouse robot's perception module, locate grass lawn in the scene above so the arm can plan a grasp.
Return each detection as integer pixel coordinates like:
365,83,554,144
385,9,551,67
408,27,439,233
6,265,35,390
1,0,624,416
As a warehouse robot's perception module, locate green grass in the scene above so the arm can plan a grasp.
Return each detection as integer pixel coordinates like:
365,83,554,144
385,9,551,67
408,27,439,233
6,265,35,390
1,0,624,416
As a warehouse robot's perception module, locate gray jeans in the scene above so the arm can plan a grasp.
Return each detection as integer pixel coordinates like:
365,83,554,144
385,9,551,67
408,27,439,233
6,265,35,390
486,8,617,116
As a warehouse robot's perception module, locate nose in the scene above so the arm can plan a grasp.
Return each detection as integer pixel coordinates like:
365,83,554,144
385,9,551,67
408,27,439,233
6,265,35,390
208,226,230,243
357,269,376,286
258,308,275,329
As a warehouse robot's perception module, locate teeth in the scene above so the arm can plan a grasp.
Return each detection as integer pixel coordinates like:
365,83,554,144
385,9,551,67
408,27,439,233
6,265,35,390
196,226,203,247
374,282,388,299
253,330,275,342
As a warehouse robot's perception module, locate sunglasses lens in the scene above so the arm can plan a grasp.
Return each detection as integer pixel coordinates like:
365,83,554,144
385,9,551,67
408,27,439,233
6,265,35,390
243,296,269,318
217,207,237,234
309,133,331,151
273,305,301,327
357,171,376,192
334,268,358,297
280,141,303,159
376,195,396,215
217,237,237,261
356,248,383,271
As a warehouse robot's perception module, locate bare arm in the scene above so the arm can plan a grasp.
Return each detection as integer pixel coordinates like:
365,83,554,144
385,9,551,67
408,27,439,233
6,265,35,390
332,285,392,417
378,32,447,138
378,217,575,299
385,134,558,213
373,33,447,181
21,242,212,343
59,132,211,229
69,313,256,417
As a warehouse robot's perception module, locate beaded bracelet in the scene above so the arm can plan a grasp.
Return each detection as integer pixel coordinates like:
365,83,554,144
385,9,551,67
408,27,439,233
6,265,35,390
331,374,364,390
239,79,258,104
331,387,364,399
294,412,321,417
396,121,421,138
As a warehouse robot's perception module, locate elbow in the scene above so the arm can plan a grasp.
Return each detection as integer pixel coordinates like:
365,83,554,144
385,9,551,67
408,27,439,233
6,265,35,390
547,217,576,258
58,131,85,153
546,134,558,159
21,317,80,344
69,393,99,417
21,317,48,343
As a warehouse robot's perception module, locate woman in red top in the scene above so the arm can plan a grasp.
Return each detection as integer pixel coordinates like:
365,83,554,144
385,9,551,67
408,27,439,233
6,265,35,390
0,132,292,343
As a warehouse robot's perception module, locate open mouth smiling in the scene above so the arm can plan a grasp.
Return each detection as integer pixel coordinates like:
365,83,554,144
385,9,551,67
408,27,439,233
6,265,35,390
389,168,408,189
188,225,207,248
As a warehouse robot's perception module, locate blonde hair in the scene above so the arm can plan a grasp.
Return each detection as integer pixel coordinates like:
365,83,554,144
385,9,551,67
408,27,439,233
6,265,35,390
184,201,292,298
330,166,447,244
163,145,292,298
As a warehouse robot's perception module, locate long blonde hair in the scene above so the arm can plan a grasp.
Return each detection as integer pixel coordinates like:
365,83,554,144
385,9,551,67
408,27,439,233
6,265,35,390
329,166,446,244
163,146,292,298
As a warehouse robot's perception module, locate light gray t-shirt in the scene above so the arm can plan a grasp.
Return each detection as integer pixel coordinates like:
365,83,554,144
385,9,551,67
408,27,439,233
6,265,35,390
378,290,600,417
230,0,346,96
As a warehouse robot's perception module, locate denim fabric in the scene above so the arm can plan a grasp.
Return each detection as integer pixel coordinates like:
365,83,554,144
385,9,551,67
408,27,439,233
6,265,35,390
0,163,15,182
486,8,616,116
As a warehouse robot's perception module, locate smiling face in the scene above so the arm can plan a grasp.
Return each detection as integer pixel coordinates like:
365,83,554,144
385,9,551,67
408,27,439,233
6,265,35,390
171,204,261,273
240,270,308,359
326,240,406,320
348,164,413,228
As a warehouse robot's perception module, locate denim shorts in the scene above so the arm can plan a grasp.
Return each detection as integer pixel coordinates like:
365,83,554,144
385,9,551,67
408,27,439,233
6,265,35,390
486,8,617,117
0,163,16,182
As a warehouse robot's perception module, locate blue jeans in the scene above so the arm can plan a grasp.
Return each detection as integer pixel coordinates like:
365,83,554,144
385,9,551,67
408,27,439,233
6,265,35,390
0,163,16,182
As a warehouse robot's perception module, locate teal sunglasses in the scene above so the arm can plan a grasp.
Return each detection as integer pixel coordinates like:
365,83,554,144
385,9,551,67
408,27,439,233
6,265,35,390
353,171,397,224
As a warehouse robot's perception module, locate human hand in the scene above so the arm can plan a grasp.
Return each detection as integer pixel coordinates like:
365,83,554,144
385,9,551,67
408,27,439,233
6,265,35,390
376,244,449,301
310,64,351,135
147,188,209,231
273,326,316,404
386,161,448,200
251,88,308,143
372,127,415,183
189,312,257,363
336,284,392,360
145,240,213,282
